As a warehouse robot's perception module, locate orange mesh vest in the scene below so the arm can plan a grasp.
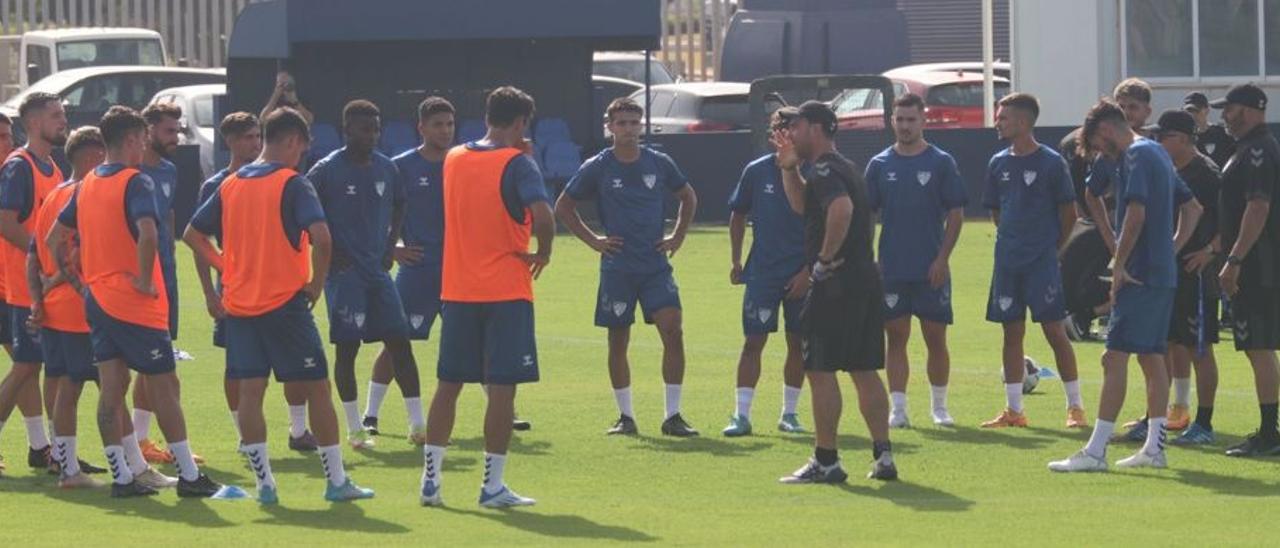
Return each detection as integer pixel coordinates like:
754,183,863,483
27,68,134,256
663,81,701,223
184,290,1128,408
4,148,63,306
219,168,311,316
76,168,168,330
34,182,88,333
441,145,533,303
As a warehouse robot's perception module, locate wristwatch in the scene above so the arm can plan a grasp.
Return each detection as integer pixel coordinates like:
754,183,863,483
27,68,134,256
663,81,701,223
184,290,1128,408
1226,255,1244,265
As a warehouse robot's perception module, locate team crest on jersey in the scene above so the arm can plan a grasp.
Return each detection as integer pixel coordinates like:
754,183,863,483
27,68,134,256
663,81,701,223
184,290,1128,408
998,296,1013,311
1023,170,1037,186
161,183,172,198
884,293,899,309
410,314,425,329
917,171,931,186
375,181,386,196
611,178,623,189
353,313,366,328
758,308,773,324
346,185,357,195
643,174,657,189
1205,143,1216,155
887,171,897,182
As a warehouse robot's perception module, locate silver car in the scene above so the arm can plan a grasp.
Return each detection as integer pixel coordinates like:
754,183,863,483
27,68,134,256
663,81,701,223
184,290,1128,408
150,84,223,179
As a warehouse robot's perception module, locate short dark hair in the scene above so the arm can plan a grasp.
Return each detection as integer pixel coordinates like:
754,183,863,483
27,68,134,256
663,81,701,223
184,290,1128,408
263,107,310,144
605,97,644,122
1113,78,1152,104
0,112,10,126
342,99,380,126
417,96,455,122
1081,99,1128,152
99,106,147,148
18,92,61,120
998,92,1041,122
485,86,535,128
141,102,182,125
892,93,926,112
219,112,259,139
65,126,104,161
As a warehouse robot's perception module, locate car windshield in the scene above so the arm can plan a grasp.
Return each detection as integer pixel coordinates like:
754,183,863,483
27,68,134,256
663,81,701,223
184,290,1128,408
193,94,215,128
56,39,164,70
926,82,1012,107
594,59,675,85
697,95,783,128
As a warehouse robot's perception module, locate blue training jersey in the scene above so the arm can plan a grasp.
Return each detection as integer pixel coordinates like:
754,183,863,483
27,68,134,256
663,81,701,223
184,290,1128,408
392,149,445,268
728,154,805,283
1114,138,1188,289
982,144,1075,268
865,144,968,282
307,148,403,282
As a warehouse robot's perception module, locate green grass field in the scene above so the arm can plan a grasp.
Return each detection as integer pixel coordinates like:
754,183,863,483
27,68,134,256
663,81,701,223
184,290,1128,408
1,222,1277,545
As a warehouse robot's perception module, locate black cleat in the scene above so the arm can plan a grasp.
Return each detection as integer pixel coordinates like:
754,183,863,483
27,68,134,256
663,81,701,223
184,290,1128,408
289,430,319,452
111,480,158,498
606,415,638,436
1225,432,1280,457
512,418,532,431
48,457,108,476
28,445,51,469
661,413,699,437
362,416,380,436
868,459,899,481
176,473,222,498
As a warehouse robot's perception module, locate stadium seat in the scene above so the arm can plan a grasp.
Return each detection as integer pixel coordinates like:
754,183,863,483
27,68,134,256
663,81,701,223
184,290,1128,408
541,141,582,180
534,118,572,145
309,123,342,162
380,120,418,156
457,119,486,144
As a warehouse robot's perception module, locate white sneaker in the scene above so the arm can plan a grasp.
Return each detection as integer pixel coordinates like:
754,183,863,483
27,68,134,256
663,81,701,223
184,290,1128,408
134,467,179,489
1115,450,1167,469
1048,450,1108,473
889,408,911,429
931,408,955,426
478,485,536,508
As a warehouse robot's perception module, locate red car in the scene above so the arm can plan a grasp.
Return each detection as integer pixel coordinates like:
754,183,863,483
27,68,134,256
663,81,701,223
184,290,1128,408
831,63,1011,131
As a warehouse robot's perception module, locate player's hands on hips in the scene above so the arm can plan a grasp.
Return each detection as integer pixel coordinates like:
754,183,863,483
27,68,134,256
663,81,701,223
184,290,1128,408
730,262,743,285
785,266,811,300
129,274,158,297
590,235,624,256
770,130,799,170
394,244,425,266
927,257,950,289
303,281,324,310
521,251,551,279
1219,262,1241,297
1183,246,1215,274
657,233,685,258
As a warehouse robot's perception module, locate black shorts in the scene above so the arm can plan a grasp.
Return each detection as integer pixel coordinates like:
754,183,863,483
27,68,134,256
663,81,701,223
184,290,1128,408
0,300,11,349
1229,285,1280,351
1168,271,1220,347
801,276,885,372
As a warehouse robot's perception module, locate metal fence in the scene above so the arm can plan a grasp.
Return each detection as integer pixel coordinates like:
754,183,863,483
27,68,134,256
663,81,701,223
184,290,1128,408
658,0,736,82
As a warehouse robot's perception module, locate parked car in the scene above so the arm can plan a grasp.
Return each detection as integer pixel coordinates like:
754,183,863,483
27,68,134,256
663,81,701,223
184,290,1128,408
150,84,224,178
593,75,645,142
0,27,167,102
593,51,678,86
831,63,1012,131
627,82,783,134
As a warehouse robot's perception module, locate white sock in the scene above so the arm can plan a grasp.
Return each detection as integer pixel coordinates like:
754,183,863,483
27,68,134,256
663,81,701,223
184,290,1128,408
132,409,153,441
121,433,148,476
168,440,200,481
405,397,425,430
422,444,445,487
319,444,347,487
364,382,389,419
664,384,682,419
105,445,132,485
930,385,948,411
1004,383,1024,413
1085,419,1115,459
1143,417,1168,455
342,401,362,434
55,435,79,477
735,387,754,419
1064,380,1083,409
288,405,307,438
482,452,506,494
782,385,802,415
613,387,634,418
243,442,276,490
47,418,55,442
229,410,241,440
890,391,908,413
1173,378,1191,407
25,416,49,449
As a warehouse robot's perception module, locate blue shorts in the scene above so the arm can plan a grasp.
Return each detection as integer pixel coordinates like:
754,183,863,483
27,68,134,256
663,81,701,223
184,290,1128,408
742,279,803,335
438,300,539,385
324,268,410,344
595,267,681,328
986,252,1067,324
1107,285,1175,355
85,292,176,375
395,264,442,340
10,308,43,364
41,329,97,383
225,293,329,382
883,279,953,324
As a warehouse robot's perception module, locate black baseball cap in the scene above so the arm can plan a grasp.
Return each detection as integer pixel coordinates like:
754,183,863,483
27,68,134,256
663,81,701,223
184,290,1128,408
776,100,837,134
1183,92,1209,110
1210,83,1268,110
1143,109,1196,137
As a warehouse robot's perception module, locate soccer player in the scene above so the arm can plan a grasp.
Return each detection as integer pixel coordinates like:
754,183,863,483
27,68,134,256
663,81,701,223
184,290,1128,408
186,107,374,504
419,86,553,508
1214,84,1280,457
30,126,110,487
1145,109,1222,445
1049,99,1202,472
308,100,423,448
1184,92,1236,168
980,93,1087,429
556,97,700,437
771,101,897,483
723,110,806,437
0,93,66,474
865,93,967,428
50,106,221,497
1085,78,1154,257
195,112,317,452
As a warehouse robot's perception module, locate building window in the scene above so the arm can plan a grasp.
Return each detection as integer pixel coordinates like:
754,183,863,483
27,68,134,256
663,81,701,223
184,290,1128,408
1124,0,1193,77
1124,0,1274,78
1268,0,1280,74
1200,0,1259,76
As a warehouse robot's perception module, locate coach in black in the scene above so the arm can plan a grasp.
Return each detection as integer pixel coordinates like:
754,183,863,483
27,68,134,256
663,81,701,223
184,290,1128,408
1214,83,1280,457
1185,92,1236,169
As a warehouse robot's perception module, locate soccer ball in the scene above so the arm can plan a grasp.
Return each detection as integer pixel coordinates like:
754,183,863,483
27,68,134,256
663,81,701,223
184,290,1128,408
1022,356,1041,394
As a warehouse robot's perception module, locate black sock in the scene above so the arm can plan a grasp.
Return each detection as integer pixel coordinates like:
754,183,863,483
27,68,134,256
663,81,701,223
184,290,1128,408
814,447,838,466
1260,403,1278,436
1195,406,1214,429
872,440,892,461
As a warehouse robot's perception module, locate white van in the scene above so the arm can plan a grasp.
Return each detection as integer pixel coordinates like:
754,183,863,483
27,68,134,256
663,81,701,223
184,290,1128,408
0,27,167,102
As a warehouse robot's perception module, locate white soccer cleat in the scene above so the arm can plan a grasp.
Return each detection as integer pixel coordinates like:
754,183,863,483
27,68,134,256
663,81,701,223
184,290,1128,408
1048,450,1108,473
479,485,536,508
889,408,911,429
1115,450,1167,469
931,408,955,426
134,467,179,489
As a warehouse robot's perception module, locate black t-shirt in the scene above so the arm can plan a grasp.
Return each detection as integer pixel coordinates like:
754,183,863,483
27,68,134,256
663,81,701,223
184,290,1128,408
1197,124,1237,169
1060,128,1093,220
804,151,877,286
1176,153,1220,259
1220,124,1279,288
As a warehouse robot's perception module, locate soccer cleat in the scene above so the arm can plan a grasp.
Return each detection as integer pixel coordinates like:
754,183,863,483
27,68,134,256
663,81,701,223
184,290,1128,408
868,457,898,481
420,479,443,507
28,445,52,469
139,439,175,464
177,474,223,498
721,414,752,437
348,431,376,450
512,418,532,431
981,408,1028,428
889,408,911,429
777,413,806,433
1167,405,1191,431
408,426,429,446
135,467,178,489
1066,406,1089,429
1120,421,1148,443
1224,432,1280,457
931,408,955,427
1171,423,1215,446
661,413,699,437
1048,450,1108,472
1122,416,1146,429
779,458,848,484
257,485,279,506
479,485,536,508
1115,450,1167,469
78,459,108,474
325,478,376,502
58,472,105,489
362,416,380,436
289,430,319,452
111,480,158,498
606,415,638,436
